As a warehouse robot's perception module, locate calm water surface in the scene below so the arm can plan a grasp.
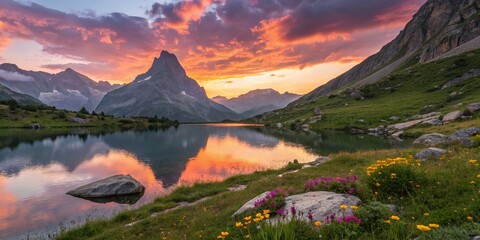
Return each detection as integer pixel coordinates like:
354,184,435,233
0,124,398,239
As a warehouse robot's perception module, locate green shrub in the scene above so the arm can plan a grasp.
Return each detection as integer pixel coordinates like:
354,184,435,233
354,202,391,232
318,221,362,240
366,158,425,200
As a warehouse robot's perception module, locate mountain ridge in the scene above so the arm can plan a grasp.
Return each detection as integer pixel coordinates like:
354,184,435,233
212,89,301,117
294,0,480,104
0,63,120,111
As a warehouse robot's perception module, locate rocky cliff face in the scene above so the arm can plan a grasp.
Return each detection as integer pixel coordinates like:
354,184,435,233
96,51,241,122
296,0,480,104
0,64,120,111
213,89,302,117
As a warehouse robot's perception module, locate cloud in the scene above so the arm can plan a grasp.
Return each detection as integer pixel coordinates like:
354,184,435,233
0,69,34,81
0,0,426,83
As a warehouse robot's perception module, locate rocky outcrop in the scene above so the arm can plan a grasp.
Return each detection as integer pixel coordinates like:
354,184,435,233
414,133,449,146
293,0,480,104
234,191,361,222
414,127,478,147
442,111,462,122
442,69,480,89
282,192,361,221
467,102,480,112
415,148,448,161
66,174,145,198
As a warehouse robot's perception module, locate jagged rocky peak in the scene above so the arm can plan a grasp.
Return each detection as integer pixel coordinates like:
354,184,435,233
145,50,186,78
0,63,20,71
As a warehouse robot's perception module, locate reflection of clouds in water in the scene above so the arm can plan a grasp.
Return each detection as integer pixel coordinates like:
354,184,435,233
0,156,31,173
0,150,166,239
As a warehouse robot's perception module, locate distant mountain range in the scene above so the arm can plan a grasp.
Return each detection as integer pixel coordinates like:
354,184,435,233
294,0,480,105
0,64,120,111
212,89,301,117
95,51,241,122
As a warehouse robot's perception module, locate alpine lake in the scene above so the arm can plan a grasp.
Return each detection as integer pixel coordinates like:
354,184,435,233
0,124,405,239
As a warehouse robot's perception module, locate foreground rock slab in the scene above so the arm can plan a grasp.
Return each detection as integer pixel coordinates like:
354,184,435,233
234,191,361,222
67,174,145,198
413,133,449,146
283,191,361,221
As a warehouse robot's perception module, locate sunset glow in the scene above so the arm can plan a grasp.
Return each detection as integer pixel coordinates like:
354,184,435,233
0,0,425,97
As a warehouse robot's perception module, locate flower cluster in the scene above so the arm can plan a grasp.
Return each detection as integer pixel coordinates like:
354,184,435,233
304,176,359,195
416,223,440,232
253,187,295,215
366,157,417,176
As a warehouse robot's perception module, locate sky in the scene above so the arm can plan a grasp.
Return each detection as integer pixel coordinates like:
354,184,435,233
0,0,426,98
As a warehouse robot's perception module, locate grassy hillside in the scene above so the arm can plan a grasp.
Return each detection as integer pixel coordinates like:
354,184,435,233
58,142,480,240
250,49,480,134
0,102,179,129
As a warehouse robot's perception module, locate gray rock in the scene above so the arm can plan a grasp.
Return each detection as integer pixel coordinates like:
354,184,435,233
442,69,480,89
276,123,283,128
390,116,400,121
314,107,323,116
415,148,448,161
421,119,443,126
450,127,480,138
386,204,398,214
305,156,331,166
442,111,462,122
67,174,145,198
414,133,449,146
472,236,480,240
391,131,404,139
358,119,366,124
350,90,363,100
282,191,361,221
467,102,480,112
447,136,474,148
234,192,269,215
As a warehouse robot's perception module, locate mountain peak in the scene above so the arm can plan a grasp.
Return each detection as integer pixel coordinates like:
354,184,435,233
0,63,20,71
145,50,186,77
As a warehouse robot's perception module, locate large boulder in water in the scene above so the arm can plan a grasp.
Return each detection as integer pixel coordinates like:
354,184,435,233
67,174,145,198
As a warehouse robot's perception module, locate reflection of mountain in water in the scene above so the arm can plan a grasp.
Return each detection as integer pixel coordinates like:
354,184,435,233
252,127,401,155
0,135,110,175
207,126,280,148
101,126,210,186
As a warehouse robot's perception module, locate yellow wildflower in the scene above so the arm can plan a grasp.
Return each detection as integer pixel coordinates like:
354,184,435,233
376,182,381,187
469,181,476,184
390,216,400,221
424,213,430,216
477,174,480,178
469,160,478,164
245,235,250,238
350,205,358,211
340,205,347,210
235,222,243,227
264,214,270,219
314,221,322,227
467,216,473,221
428,224,440,228
263,209,270,214
255,213,262,218
221,232,229,236
391,173,397,178
385,220,391,224
416,225,431,232
244,216,252,221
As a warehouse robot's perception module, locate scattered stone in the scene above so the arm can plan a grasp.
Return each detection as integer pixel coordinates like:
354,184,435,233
408,112,441,120
277,169,299,178
31,123,41,129
71,117,87,124
228,185,247,192
390,116,400,121
386,204,398,214
413,133,449,146
282,191,362,221
344,103,349,107
350,90,363,100
421,105,437,113
314,107,323,116
67,174,145,198
415,148,448,161
358,119,366,124
441,69,480,89
467,102,480,112
450,127,480,138
305,156,331,166
421,119,443,126
276,123,282,128
301,124,310,130
391,131,404,139
447,136,474,147
234,192,269,215
472,236,480,240
442,111,462,122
